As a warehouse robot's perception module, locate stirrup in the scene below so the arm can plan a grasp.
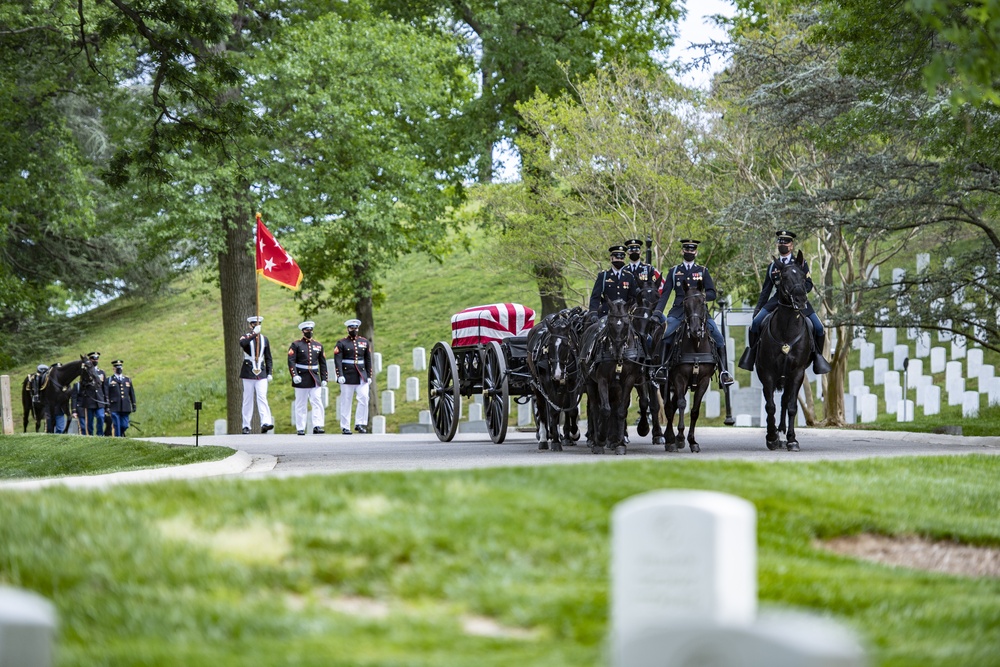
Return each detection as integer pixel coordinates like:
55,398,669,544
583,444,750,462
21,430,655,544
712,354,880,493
719,370,735,387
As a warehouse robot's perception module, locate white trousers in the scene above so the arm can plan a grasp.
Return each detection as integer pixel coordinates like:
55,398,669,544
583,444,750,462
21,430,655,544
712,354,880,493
339,382,370,430
293,386,325,431
241,378,273,429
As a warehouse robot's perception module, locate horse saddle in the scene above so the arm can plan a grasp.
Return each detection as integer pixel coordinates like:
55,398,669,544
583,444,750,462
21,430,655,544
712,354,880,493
30,369,49,404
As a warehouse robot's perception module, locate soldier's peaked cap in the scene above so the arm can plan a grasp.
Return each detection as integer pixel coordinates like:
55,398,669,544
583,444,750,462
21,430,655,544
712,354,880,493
111,359,124,366
776,230,797,242
345,319,361,328
86,351,101,360
247,315,263,324
679,239,701,248
298,321,315,330
624,238,642,248
608,245,626,254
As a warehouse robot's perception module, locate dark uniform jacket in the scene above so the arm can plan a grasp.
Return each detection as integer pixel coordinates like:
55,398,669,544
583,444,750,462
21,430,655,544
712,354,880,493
239,332,273,380
655,263,718,319
288,337,328,388
754,257,817,317
106,374,137,413
333,335,373,385
626,261,663,291
589,268,641,316
74,367,108,410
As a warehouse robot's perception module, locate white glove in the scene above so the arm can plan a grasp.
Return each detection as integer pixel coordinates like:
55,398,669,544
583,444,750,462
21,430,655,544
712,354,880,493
292,375,302,385
252,325,261,334
366,377,372,385
266,374,272,382
337,376,346,384
321,380,328,387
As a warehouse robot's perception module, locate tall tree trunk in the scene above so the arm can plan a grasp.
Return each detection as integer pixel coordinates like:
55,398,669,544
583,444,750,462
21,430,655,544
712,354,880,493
478,66,494,183
822,324,849,426
219,195,256,434
354,262,377,425
534,263,568,318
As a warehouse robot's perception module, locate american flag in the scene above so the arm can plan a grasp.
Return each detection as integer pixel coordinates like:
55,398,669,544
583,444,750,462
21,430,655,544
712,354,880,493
450,303,535,346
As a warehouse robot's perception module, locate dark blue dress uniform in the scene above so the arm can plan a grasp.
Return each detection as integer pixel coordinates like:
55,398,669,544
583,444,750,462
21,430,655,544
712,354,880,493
74,354,108,436
106,365,136,437
239,332,273,379
654,263,718,318
754,257,818,317
626,261,662,291
333,335,373,384
287,337,328,388
589,268,640,316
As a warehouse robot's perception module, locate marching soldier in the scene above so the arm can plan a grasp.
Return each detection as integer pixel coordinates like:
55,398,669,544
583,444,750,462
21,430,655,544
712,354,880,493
73,351,108,435
588,245,641,323
651,239,735,386
333,319,374,435
624,238,662,291
288,321,328,435
739,231,831,374
239,315,274,434
106,359,136,437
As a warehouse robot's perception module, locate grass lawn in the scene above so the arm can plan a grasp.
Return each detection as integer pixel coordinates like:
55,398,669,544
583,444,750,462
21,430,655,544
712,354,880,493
1,455,998,666
0,435,232,479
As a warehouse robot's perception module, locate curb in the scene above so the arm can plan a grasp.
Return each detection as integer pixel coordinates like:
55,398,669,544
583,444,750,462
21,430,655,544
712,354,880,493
0,450,277,491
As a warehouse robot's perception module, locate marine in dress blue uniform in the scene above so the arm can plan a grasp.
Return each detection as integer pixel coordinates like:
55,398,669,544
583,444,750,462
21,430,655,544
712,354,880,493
288,321,328,434
739,231,831,374
106,359,136,437
239,315,274,434
588,245,641,321
333,319,374,434
650,240,734,386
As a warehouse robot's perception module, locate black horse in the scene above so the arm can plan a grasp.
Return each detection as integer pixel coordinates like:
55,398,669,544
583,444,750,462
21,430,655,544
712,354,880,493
630,284,666,446
754,251,813,451
657,282,716,453
21,357,101,433
579,299,644,455
527,309,583,451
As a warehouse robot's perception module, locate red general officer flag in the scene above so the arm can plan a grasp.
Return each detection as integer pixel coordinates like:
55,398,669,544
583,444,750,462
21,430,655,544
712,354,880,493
255,213,303,290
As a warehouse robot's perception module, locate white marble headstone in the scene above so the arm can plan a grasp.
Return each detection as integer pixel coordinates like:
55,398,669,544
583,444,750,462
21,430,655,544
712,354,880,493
988,378,1000,407
938,320,953,341
214,419,227,436
930,347,946,374
948,379,965,407
905,359,923,389
893,344,909,371
517,401,533,426
896,399,914,422
873,358,889,386
884,384,901,415
962,391,980,418
418,410,431,425
412,346,427,371
859,394,878,423
381,389,395,415
371,415,386,434
387,364,401,390
405,377,420,402
967,348,984,378
915,332,931,358
848,371,865,396
951,336,966,360
611,491,757,648
859,342,876,369
881,328,897,355
922,386,941,416
0,586,56,667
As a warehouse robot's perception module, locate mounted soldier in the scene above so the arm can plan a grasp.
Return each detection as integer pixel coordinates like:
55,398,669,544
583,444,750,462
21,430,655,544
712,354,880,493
624,237,662,292
587,245,641,325
738,230,831,374
650,239,735,387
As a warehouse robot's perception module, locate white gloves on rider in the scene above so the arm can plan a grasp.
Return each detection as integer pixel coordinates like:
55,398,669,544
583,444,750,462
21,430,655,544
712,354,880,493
321,380,328,387
337,376,346,384
266,375,272,382
366,377,372,385
292,375,302,385
252,325,261,334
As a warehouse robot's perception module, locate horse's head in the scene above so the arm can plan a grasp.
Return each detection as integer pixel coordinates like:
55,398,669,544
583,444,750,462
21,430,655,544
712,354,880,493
545,314,578,383
605,299,632,346
630,285,661,337
683,279,708,339
78,355,103,387
776,251,809,310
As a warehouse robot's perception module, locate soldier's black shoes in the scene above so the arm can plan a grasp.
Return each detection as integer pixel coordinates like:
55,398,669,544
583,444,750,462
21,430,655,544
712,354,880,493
812,352,832,375
738,345,756,371
261,423,274,433
313,427,325,434
297,430,305,436
719,370,735,387
341,428,352,435
354,425,367,434
241,427,250,434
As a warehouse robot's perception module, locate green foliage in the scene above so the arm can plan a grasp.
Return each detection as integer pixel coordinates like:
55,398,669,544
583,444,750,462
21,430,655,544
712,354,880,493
0,457,998,665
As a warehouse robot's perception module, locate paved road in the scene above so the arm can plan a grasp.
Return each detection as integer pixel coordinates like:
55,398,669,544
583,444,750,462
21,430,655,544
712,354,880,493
148,426,1000,478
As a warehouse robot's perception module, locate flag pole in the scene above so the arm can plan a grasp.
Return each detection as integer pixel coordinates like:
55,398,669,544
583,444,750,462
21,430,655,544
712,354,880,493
255,212,262,320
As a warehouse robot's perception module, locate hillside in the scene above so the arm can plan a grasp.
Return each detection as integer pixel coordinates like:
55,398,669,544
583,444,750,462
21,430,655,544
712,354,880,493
1,232,566,436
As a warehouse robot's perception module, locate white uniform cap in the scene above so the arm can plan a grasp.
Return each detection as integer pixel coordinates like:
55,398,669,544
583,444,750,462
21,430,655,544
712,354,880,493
247,316,263,324
298,321,315,330
345,319,362,328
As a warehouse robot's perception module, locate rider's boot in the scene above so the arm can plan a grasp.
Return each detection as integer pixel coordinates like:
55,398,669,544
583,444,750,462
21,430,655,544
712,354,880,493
738,330,758,371
812,332,832,374
654,343,672,381
717,344,735,387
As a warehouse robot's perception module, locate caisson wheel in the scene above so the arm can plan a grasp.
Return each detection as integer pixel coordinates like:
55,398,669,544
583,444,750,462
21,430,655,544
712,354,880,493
483,341,509,444
428,342,460,442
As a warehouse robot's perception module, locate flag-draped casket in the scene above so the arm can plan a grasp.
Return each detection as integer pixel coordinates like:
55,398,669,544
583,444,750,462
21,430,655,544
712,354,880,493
450,303,535,346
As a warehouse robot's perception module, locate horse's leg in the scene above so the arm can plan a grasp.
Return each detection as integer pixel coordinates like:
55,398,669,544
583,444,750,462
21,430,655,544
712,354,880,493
675,377,688,451
563,404,580,444
688,374,713,453
646,379,665,445
533,393,548,449
635,382,650,437
777,387,788,438
614,382,633,455
763,385,781,449
594,376,611,454
785,376,804,452
548,406,563,452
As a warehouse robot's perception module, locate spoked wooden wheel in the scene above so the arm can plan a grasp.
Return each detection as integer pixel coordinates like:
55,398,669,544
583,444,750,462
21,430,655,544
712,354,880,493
483,341,509,444
428,342,460,442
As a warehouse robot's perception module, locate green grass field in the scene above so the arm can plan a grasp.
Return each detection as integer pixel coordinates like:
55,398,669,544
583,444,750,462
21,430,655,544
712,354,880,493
1,456,998,667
